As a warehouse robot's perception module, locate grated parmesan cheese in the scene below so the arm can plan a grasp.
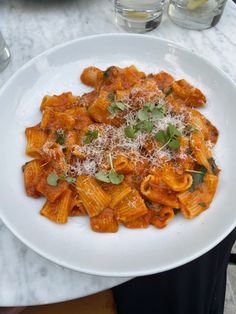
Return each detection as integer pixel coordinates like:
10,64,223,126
68,97,190,176
40,83,194,178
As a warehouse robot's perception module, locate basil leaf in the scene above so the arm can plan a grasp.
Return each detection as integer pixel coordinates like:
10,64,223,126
198,202,207,207
208,157,219,175
95,172,110,183
47,171,58,187
189,167,207,192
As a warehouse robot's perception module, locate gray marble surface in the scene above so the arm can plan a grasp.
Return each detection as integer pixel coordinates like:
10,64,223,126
0,0,235,307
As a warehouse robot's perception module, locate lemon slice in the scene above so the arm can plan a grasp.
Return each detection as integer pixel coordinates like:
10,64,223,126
124,11,149,19
187,0,208,10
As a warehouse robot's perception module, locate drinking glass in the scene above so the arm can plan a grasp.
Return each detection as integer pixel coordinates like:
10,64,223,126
114,0,165,33
167,0,228,30
0,31,11,72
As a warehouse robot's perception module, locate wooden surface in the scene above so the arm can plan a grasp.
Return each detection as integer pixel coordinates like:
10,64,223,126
21,290,116,314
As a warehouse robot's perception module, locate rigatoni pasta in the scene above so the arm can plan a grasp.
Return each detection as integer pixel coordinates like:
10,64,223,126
22,65,220,232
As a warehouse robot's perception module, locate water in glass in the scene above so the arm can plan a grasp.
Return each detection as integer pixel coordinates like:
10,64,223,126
168,0,227,30
0,32,11,72
115,0,165,33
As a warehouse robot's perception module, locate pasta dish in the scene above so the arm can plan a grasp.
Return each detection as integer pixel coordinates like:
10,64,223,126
22,65,219,232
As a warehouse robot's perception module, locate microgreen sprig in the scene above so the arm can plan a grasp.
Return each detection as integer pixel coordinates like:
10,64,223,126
155,123,181,151
108,99,131,115
107,91,130,115
124,125,136,139
137,103,166,121
47,171,76,187
108,101,126,114
83,130,99,144
95,152,124,185
136,121,154,133
124,120,154,139
55,129,66,145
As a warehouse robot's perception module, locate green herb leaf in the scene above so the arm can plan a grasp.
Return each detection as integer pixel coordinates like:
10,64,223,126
151,104,166,119
208,157,219,175
198,202,207,207
84,130,99,144
134,122,142,131
108,92,115,102
108,101,126,115
55,129,65,145
56,137,64,145
188,167,207,192
66,177,76,184
95,172,110,183
155,130,167,144
115,102,125,110
137,103,166,122
185,125,198,134
168,123,181,138
108,103,117,114
159,104,166,114
137,108,149,121
59,174,66,181
152,108,165,119
142,121,154,133
168,138,180,150
155,124,181,151
124,126,136,139
108,169,124,185
47,171,59,187
144,103,155,112
95,153,125,185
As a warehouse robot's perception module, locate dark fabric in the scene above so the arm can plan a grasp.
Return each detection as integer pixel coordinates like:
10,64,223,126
230,253,236,265
112,227,236,314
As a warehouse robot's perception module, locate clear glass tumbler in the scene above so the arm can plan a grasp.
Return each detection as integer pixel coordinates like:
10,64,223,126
0,31,11,72
167,0,228,30
114,0,165,33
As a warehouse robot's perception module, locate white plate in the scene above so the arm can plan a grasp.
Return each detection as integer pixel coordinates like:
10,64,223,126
0,34,235,277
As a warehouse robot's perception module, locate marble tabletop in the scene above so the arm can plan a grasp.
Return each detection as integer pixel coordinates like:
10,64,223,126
0,0,236,307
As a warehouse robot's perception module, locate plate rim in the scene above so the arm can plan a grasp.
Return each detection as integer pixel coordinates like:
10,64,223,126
0,33,236,277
